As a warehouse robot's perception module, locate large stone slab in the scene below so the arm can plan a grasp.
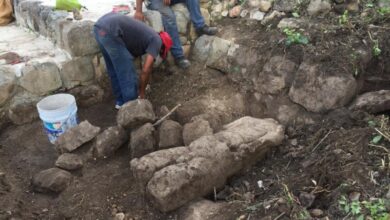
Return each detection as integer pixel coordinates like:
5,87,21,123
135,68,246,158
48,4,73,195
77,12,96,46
130,123,156,159
92,126,128,158
55,120,101,153
117,99,155,129
131,117,284,211
349,90,390,113
20,62,62,95
289,62,357,113
32,168,72,193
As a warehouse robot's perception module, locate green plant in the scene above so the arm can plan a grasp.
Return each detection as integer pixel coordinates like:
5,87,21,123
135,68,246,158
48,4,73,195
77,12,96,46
296,209,311,220
339,10,349,25
363,199,389,220
338,195,389,220
377,7,390,16
372,40,382,57
283,28,309,46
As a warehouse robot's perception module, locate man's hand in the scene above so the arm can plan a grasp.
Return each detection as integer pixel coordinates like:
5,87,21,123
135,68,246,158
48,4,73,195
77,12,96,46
134,11,145,21
163,0,171,6
138,54,154,99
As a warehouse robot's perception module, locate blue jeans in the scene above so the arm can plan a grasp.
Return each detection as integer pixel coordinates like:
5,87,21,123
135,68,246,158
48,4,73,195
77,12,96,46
93,26,139,105
147,0,205,59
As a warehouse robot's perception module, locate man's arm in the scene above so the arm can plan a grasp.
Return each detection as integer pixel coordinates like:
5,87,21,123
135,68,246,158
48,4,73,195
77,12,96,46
134,0,145,21
138,54,154,99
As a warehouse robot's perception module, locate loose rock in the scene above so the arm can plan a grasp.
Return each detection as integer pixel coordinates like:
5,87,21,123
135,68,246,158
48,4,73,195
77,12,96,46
310,209,324,217
273,0,298,12
178,200,234,220
32,168,72,193
349,90,390,114
299,192,316,207
93,126,128,158
117,99,155,130
307,0,332,16
158,120,183,149
249,10,265,20
130,123,156,159
55,121,101,153
259,0,272,12
229,5,241,18
55,153,83,171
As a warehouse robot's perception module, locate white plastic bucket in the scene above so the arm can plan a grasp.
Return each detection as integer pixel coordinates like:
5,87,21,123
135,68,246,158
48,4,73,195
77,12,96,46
36,94,78,144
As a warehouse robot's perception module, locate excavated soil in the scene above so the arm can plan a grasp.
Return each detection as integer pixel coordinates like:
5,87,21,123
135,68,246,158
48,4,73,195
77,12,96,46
1,9,390,220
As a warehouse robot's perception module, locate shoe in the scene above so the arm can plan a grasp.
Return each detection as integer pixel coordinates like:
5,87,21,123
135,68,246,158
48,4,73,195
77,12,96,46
196,25,218,36
115,104,121,110
175,57,191,69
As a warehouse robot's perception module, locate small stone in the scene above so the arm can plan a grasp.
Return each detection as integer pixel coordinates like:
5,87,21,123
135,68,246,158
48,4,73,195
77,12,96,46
349,192,361,201
259,0,272,12
307,0,332,16
55,153,83,170
346,0,360,12
249,10,265,20
310,209,324,217
385,188,390,199
55,121,100,153
221,10,229,17
290,138,298,146
32,168,72,193
277,197,287,205
299,192,316,207
240,9,249,17
229,5,242,18
158,120,183,149
114,213,125,220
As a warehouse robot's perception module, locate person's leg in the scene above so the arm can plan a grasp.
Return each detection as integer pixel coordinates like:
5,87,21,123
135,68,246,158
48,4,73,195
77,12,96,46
93,27,138,104
147,0,184,59
171,0,204,29
94,27,123,105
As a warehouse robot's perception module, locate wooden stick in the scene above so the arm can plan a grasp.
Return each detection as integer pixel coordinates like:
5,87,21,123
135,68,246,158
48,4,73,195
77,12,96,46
312,129,333,152
374,128,390,142
152,104,181,127
368,143,389,153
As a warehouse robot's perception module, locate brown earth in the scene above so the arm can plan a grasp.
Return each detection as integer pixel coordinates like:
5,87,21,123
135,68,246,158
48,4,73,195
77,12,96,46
1,6,390,220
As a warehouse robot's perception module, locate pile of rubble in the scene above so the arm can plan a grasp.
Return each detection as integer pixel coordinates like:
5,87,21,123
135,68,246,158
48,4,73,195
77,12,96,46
31,99,285,212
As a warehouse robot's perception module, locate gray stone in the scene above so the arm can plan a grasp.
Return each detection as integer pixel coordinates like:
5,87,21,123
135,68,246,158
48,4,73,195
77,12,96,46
262,11,286,25
133,117,284,212
289,62,357,113
346,0,360,12
60,21,99,57
60,56,95,89
117,99,155,130
144,10,164,32
273,0,298,12
0,66,16,107
20,62,62,95
253,56,297,94
307,0,332,16
379,0,390,8
193,35,215,62
46,10,68,39
183,119,213,146
178,200,234,220
299,192,316,207
55,153,84,170
8,96,38,125
349,90,390,114
310,209,324,217
277,18,303,29
158,120,183,149
69,85,104,107
130,123,156,159
32,168,72,193
92,126,128,158
55,121,101,153
249,10,265,20
206,37,233,70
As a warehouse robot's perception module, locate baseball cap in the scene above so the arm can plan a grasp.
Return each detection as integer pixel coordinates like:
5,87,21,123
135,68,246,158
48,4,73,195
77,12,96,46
159,31,173,59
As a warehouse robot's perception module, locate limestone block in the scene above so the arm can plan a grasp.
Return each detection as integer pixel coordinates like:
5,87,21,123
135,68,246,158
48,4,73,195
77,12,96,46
8,95,39,125
349,90,390,114
117,99,155,129
158,120,183,149
144,10,164,32
60,20,99,57
55,153,84,170
60,56,95,89
32,168,72,193
192,35,215,62
69,85,104,107
289,62,357,113
183,118,213,146
130,123,156,159
92,126,128,158
0,66,16,107
55,121,101,153
20,62,62,95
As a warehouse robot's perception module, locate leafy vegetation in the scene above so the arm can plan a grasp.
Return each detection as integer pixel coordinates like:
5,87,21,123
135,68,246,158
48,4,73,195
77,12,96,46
283,28,309,46
338,195,389,220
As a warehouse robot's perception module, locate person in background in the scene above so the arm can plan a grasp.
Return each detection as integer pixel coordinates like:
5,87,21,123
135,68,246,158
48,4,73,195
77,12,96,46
94,12,173,109
134,0,217,69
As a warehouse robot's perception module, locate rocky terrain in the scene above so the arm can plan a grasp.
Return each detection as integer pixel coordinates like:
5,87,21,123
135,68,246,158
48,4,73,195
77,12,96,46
1,0,390,219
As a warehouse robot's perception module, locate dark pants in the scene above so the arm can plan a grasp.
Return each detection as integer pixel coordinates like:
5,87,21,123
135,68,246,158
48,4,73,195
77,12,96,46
93,26,138,106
